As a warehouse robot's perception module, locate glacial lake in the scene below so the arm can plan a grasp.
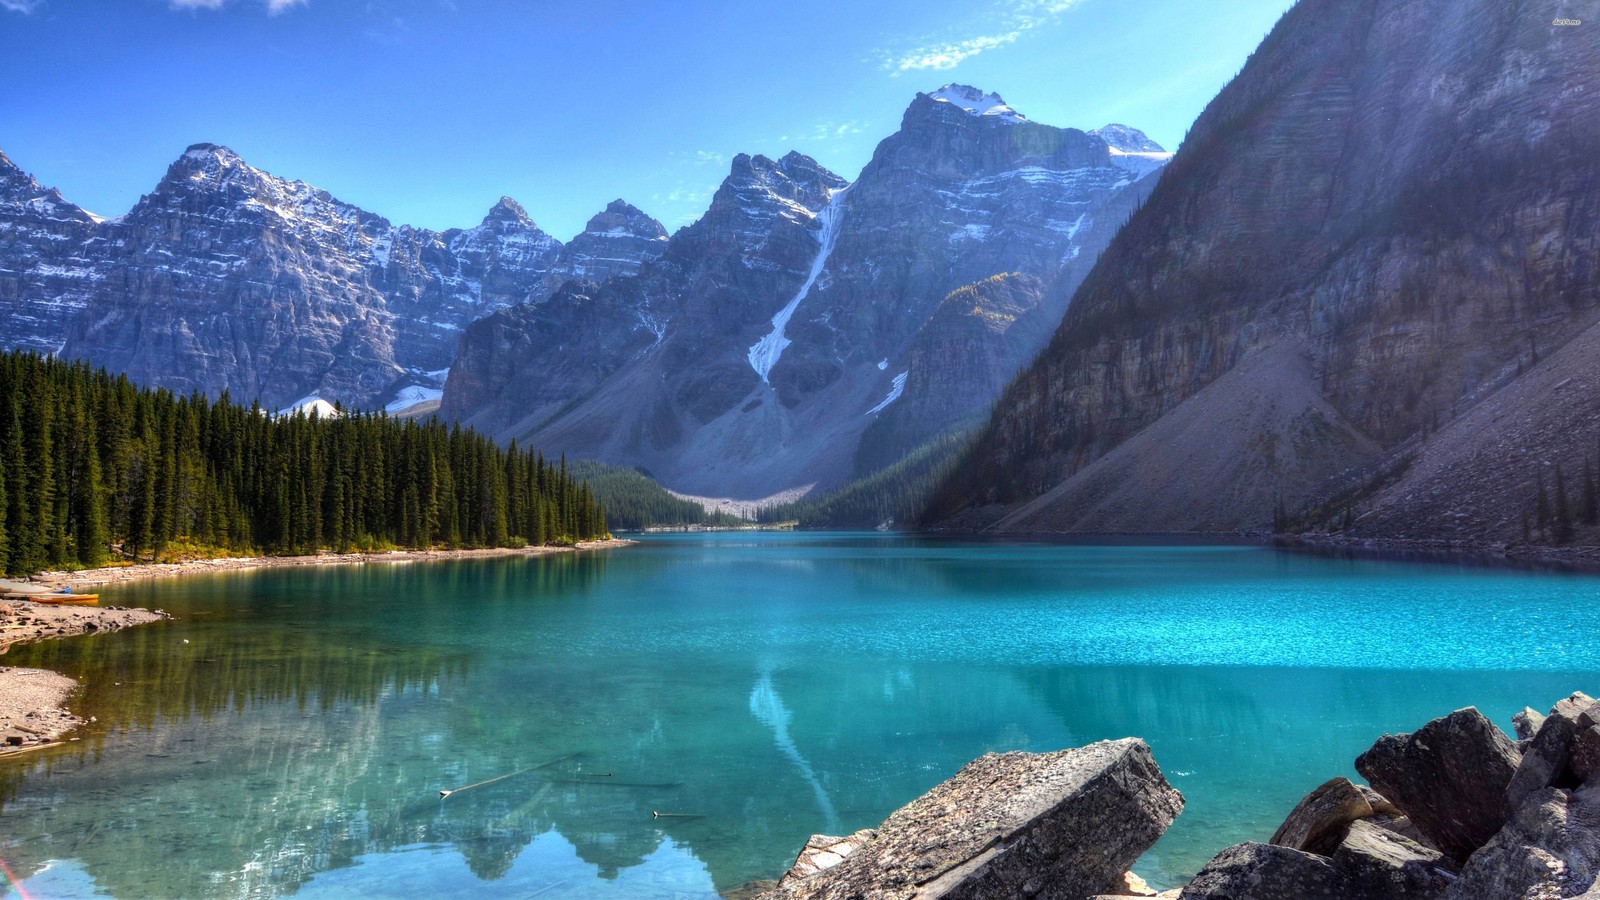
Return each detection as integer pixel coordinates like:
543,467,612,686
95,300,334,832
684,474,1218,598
2,532,1598,898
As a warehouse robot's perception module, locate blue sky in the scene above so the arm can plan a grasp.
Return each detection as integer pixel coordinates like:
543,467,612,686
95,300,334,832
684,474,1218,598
1,0,1294,238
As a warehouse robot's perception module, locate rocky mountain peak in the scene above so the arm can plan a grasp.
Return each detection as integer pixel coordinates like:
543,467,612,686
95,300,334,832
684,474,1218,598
582,199,667,240
476,196,540,233
0,148,29,188
1090,124,1166,154
166,142,249,181
0,149,94,222
708,152,846,229
922,84,1027,123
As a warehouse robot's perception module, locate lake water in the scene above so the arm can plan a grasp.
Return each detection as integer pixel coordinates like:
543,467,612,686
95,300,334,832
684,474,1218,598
2,533,1598,898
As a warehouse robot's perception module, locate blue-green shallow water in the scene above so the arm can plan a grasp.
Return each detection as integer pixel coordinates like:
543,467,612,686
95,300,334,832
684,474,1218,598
3,532,1599,898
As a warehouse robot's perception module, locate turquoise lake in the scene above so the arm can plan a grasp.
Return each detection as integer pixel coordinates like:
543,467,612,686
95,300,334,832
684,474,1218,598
2,532,1599,898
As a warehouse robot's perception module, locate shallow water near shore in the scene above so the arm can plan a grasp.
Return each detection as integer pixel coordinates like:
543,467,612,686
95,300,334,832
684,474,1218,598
2,532,1598,897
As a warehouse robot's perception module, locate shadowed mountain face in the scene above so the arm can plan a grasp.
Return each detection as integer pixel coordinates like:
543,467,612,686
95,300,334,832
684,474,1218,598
0,145,668,411
930,0,1600,536
442,87,1168,498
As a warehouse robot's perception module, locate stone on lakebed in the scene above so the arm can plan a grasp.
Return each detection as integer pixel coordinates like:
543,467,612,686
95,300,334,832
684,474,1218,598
763,739,1183,900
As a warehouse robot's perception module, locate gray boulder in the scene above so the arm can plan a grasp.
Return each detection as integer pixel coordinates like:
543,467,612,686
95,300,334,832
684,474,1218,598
1355,707,1522,862
1507,693,1596,814
1270,777,1397,856
1516,708,1549,742
762,739,1183,900
1333,819,1454,898
1443,784,1600,899
1572,726,1600,785
1179,843,1349,900
776,831,876,886
1182,822,1452,900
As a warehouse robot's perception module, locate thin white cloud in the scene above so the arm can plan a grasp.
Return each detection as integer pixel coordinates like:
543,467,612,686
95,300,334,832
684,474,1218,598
0,0,44,13
694,150,726,167
167,0,308,12
885,0,1084,74
891,33,1019,73
809,120,867,142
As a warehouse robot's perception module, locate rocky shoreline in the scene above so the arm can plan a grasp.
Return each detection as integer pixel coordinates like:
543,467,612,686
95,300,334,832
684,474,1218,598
763,692,1600,899
34,538,636,591
0,603,170,755
1280,534,1600,574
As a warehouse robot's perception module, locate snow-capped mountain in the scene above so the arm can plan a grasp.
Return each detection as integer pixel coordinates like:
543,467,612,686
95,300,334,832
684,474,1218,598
0,149,102,355
926,84,1028,123
443,85,1171,498
0,144,668,410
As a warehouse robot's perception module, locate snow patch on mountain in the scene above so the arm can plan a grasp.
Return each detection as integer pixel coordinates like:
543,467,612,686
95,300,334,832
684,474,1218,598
385,384,443,413
274,394,342,419
866,371,909,415
928,84,1027,123
747,184,852,382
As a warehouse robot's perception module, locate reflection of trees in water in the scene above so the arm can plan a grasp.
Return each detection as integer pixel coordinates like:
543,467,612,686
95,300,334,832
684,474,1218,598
4,617,466,741
0,645,1087,898
0,551,700,897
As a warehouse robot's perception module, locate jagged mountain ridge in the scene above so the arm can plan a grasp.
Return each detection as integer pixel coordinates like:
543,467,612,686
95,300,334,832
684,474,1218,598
442,86,1171,498
929,0,1600,539
0,149,102,356
0,144,668,410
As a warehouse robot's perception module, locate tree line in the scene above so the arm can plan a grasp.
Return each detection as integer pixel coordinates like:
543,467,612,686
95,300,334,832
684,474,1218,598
761,429,975,529
565,461,745,530
0,352,607,576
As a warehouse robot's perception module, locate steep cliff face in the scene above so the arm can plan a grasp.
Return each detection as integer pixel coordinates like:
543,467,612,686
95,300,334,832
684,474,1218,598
770,88,1164,415
443,87,1168,498
855,273,1050,474
931,0,1600,534
0,150,103,355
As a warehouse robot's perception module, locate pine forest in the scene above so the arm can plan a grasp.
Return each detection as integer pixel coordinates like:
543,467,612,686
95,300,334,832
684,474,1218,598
0,352,608,577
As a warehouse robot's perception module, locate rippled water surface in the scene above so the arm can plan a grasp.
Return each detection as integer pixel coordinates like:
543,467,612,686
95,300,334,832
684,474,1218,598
3,533,1598,897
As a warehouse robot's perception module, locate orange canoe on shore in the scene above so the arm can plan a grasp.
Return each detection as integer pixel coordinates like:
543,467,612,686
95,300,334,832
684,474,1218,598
27,593,99,606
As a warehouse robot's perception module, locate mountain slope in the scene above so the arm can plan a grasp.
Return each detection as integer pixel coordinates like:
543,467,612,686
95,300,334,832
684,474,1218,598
930,0,1600,534
443,86,1170,498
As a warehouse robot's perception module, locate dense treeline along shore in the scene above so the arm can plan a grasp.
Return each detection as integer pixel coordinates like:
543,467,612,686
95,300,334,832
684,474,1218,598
0,351,608,577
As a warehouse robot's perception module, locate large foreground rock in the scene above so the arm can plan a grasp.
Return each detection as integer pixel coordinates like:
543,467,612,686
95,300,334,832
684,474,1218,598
763,739,1183,900
1181,821,1451,900
1179,843,1348,900
1443,785,1600,899
1506,694,1596,815
1355,707,1522,862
